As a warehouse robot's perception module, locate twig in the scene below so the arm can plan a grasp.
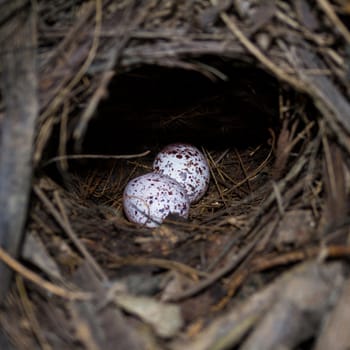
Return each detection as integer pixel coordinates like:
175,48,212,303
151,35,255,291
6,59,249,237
73,0,158,142
284,121,315,155
203,139,309,226
35,0,103,162
214,244,350,310
206,234,242,272
272,180,285,216
211,268,248,312
43,150,151,167
16,276,53,350
252,245,350,270
234,148,252,193
317,0,350,44
225,140,273,195
166,229,263,302
43,0,102,119
34,186,107,282
168,141,314,301
0,246,91,300
322,129,337,205
204,148,228,208
58,100,70,171
214,148,230,165
107,255,209,279
214,2,308,93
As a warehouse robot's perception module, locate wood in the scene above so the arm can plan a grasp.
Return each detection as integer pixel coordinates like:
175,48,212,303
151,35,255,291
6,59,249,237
314,277,350,350
0,0,38,298
70,263,145,350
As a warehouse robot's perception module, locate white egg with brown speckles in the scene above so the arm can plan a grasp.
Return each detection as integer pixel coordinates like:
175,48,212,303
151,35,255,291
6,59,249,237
153,143,210,203
123,172,190,228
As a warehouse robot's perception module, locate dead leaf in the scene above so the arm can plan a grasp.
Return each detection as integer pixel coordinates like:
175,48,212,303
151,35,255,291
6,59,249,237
22,232,62,280
114,293,183,338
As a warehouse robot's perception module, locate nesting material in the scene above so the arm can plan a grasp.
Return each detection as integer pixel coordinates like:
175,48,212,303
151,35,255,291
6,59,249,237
2,1,350,349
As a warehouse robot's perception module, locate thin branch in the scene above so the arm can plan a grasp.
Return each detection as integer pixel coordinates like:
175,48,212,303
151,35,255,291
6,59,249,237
317,0,350,44
0,246,91,300
43,150,151,167
34,186,107,282
214,3,308,92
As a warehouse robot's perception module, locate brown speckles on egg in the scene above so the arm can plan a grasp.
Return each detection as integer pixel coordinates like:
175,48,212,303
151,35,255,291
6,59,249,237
123,172,190,228
153,143,210,203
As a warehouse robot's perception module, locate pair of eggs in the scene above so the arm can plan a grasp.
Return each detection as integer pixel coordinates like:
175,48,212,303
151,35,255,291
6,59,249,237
123,143,210,228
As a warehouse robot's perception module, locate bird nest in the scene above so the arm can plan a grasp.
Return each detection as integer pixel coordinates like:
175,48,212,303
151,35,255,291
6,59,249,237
1,1,350,349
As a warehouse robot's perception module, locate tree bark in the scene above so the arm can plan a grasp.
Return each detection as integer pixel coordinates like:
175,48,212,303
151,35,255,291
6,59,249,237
0,0,38,298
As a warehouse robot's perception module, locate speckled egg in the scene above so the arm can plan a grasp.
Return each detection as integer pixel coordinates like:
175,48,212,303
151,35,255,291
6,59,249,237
123,172,190,228
153,143,210,203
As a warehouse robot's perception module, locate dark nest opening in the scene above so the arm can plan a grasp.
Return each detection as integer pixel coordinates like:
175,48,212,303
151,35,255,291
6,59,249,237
48,61,280,278
83,63,278,153
65,61,279,206
2,1,350,350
